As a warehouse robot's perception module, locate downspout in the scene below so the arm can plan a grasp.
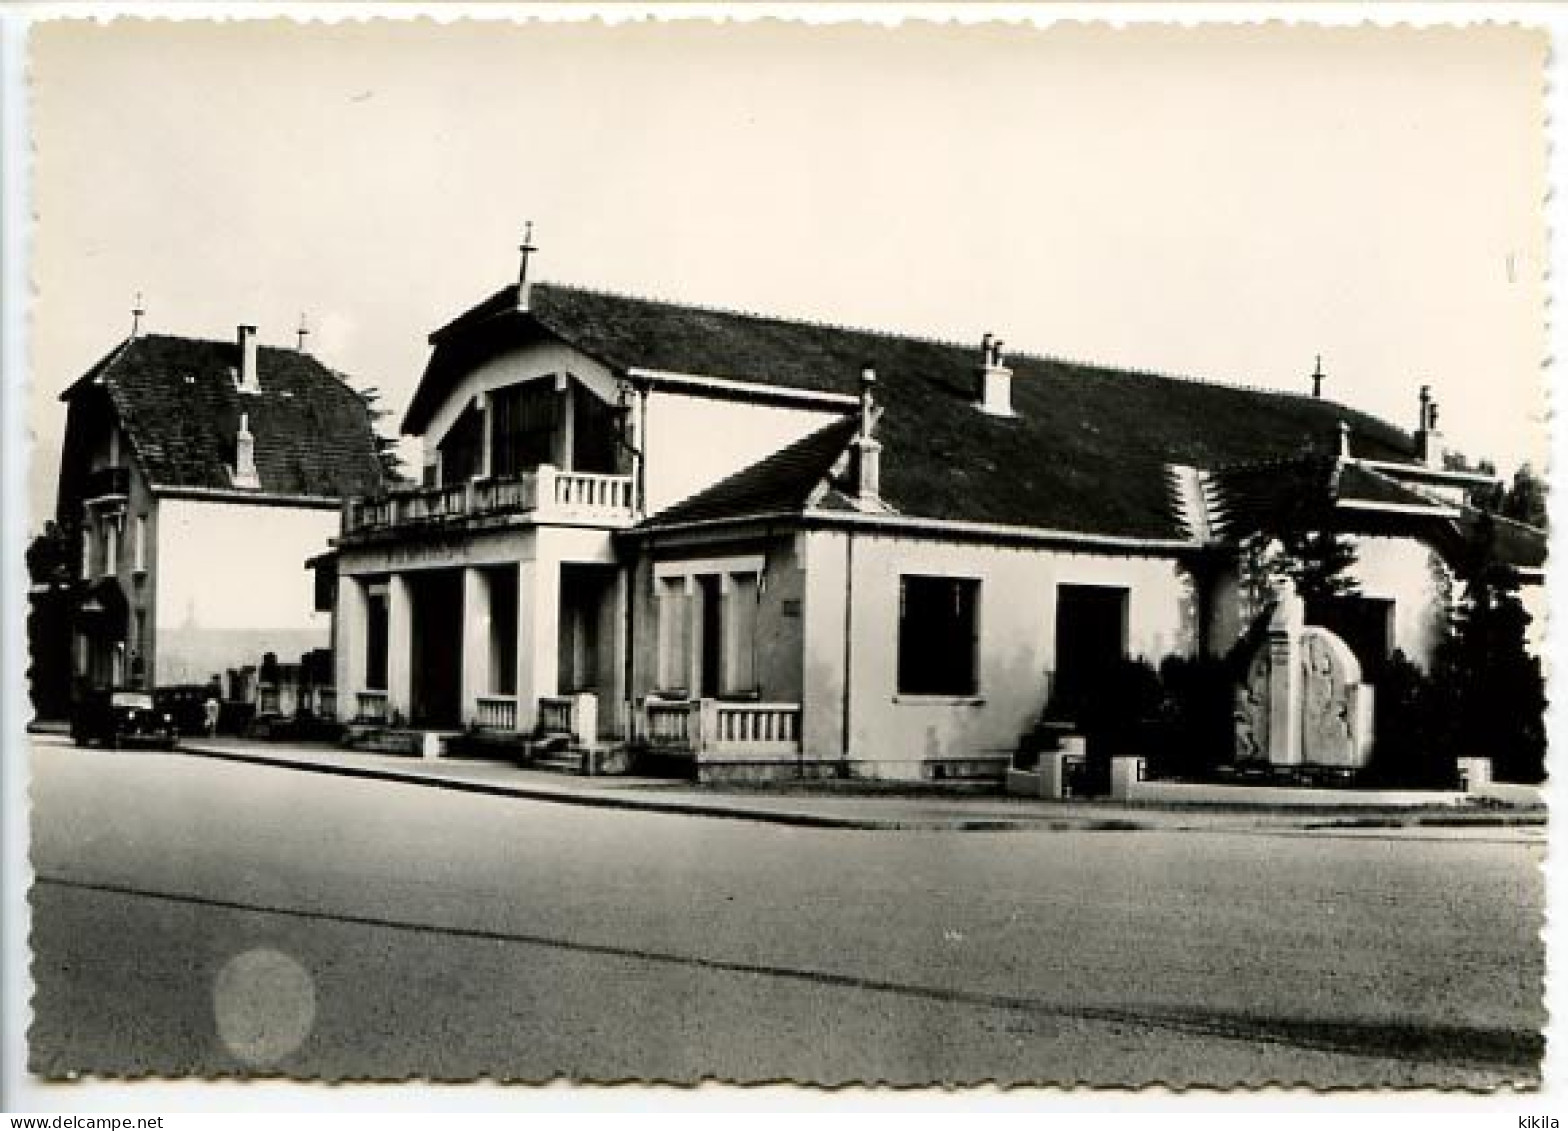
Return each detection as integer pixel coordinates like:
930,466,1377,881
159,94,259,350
839,529,855,778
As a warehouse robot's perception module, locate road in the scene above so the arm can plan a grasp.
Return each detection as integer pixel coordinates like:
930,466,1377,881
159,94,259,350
26,737,1545,1087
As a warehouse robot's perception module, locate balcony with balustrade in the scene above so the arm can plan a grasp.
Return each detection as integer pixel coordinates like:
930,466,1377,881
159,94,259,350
340,462,636,543
634,697,803,766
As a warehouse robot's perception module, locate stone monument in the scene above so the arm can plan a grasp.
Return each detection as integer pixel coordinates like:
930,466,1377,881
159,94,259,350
1234,578,1374,770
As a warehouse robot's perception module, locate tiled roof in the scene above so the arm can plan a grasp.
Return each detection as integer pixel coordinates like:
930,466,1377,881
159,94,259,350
412,282,1423,540
1448,509,1548,572
63,333,386,498
1211,455,1450,538
648,416,861,528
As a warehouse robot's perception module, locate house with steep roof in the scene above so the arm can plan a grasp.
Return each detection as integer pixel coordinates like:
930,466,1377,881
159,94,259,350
325,261,1545,781
56,320,387,694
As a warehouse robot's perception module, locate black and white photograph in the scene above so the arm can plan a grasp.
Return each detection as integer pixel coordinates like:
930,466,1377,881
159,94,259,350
5,9,1557,1103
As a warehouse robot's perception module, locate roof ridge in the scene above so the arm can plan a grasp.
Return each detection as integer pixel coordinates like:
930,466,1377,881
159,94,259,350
536,280,1413,418
536,278,977,354
1210,450,1339,475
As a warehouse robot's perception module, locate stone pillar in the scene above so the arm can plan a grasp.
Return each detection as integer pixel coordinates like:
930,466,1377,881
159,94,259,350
1110,756,1145,800
608,567,630,740
461,566,492,727
1265,584,1305,767
1457,757,1493,792
387,572,414,724
336,574,368,715
515,556,560,733
572,691,599,749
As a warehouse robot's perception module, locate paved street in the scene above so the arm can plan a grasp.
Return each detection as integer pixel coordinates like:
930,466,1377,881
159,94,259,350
27,736,1545,1087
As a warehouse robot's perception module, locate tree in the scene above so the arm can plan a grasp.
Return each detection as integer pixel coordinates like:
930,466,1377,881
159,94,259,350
1428,513,1546,783
1269,527,1360,608
1499,463,1547,530
26,521,78,720
356,385,406,485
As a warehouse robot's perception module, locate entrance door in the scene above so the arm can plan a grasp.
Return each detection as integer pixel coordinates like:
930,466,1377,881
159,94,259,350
410,570,463,728
1053,584,1129,713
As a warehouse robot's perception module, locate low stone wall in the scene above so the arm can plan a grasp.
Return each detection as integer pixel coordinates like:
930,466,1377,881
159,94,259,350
1114,778,1469,808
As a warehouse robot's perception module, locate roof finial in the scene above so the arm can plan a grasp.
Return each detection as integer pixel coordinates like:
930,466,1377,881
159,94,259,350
130,291,145,337
518,220,537,288
1311,354,1325,399
296,312,310,353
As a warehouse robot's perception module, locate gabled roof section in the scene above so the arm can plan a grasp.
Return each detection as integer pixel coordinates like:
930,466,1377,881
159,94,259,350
1211,454,1459,538
645,416,860,528
412,279,1427,540
62,333,386,499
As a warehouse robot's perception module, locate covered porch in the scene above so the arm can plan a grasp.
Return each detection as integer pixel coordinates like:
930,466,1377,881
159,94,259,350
336,544,629,745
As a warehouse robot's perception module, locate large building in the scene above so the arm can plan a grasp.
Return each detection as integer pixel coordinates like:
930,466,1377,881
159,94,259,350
323,262,1546,781
55,320,388,694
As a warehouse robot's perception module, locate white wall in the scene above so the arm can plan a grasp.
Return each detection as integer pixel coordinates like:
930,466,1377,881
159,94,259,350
1347,535,1453,668
801,529,1197,777
642,390,844,515
154,498,337,683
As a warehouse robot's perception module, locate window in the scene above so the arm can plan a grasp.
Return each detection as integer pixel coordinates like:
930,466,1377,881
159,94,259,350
656,577,693,692
80,523,93,578
103,520,119,576
897,576,980,696
654,565,764,697
438,404,484,484
132,515,148,573
490,381,561,478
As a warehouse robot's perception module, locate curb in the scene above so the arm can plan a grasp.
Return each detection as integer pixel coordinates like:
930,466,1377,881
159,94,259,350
169,742,1546,835
173,744,1075,832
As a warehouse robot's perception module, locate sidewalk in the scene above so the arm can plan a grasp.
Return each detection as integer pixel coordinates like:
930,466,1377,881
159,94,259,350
166,737,1548,834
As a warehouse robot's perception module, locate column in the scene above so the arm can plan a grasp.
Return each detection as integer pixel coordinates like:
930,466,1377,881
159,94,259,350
608,567,630,739
335,574,368,716
515,555,560,733
460,566,492,726
387,572,414,724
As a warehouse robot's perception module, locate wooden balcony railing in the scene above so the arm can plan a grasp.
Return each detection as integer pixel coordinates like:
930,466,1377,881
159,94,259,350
343,463,634,536
84,466,131,503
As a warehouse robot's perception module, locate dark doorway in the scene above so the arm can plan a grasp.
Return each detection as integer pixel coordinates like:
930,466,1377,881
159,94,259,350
1309,595,1395,679
1053,584,1129,713
558,565,614,695
410,570,463,728
698,574,723,698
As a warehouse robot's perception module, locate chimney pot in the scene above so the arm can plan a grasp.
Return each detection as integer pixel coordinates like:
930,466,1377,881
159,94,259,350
975,333,1015,416
237,324,260,393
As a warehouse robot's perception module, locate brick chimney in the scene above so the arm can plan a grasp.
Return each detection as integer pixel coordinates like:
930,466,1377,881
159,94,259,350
1415,384,1445,468
232,411,259,488
975,333,1014,417
236,324,261,394
852,366,882,506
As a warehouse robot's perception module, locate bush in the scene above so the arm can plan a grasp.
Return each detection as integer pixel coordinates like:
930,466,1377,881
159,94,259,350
1149,654,1235,781
1361,650,1456,789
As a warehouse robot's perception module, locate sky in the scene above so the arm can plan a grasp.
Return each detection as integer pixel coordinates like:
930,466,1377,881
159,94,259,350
26,19,1549,527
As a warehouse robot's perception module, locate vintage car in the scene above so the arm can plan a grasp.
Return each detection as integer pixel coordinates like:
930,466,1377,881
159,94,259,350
70,688,179,750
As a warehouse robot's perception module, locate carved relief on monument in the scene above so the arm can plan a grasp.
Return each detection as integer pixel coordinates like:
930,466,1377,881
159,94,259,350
1297,627,1365,768
1234,646,1270,764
